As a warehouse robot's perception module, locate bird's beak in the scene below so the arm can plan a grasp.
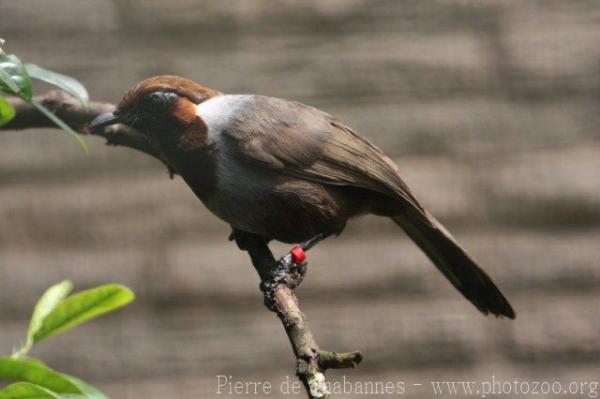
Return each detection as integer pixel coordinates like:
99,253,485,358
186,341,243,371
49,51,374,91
89,112,121,130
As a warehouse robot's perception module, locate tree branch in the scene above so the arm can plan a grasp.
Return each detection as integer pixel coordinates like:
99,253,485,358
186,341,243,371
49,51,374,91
232,232,362,399
2,91,173,173
1,91,363,398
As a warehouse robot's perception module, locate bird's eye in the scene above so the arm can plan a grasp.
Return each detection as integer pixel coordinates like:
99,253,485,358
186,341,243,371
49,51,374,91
139,91,179,115
143,92,168,111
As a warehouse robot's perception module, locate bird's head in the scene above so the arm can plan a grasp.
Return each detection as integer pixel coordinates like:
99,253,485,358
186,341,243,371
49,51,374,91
90,75,221,133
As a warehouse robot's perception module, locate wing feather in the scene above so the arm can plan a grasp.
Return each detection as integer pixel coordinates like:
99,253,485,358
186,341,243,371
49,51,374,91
222,96,423,210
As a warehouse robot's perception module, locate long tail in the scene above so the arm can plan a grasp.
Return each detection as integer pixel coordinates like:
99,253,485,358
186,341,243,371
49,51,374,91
392,207,515,319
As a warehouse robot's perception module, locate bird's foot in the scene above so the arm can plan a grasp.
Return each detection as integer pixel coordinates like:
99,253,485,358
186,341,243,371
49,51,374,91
261,248,308,310
261,233,330,310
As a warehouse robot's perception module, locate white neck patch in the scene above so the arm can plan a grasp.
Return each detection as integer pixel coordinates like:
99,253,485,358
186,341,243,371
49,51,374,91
196,95,250,139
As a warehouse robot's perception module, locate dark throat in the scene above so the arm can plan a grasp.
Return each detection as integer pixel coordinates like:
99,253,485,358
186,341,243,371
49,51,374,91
151,117,218,199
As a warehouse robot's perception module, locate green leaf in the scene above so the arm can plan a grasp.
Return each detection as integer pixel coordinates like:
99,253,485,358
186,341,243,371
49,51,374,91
14,281,74,357
0,382,70,399
0,54,32,100
0,358,80,395
0,66,20,94
58,377,106,399
25,64,89,108
31,100,88,154
33,284,134,342
28,281,74,342
0,358,106,399
0,95,15,126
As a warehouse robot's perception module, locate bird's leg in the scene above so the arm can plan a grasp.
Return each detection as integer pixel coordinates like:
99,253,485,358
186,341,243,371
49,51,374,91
298,232,330,251
280,231,331,286
229,228,330,309
228,229,273,279
265,232,331,292
258,232,330,310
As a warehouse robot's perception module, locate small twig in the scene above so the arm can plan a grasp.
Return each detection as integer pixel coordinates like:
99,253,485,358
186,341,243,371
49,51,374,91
318,351,363,370
232,232,363,399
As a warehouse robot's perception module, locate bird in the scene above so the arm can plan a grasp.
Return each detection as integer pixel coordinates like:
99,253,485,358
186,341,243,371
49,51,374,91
90,75,515,319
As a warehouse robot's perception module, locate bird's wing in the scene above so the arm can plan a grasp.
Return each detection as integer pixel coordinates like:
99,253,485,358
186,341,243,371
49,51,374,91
221,96,423,210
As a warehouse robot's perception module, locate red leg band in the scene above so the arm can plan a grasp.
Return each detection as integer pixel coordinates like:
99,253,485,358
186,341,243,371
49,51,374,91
290,246,306,264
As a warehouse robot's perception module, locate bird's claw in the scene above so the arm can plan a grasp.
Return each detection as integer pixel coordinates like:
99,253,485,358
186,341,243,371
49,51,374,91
261,251,308,311
230,230,328,311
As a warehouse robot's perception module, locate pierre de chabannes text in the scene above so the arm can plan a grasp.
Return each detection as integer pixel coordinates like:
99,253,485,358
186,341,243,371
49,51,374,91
216,375,600,397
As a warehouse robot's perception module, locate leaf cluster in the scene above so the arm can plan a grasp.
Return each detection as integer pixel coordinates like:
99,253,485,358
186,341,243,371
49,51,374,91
0,39,90,152
0,281,135,398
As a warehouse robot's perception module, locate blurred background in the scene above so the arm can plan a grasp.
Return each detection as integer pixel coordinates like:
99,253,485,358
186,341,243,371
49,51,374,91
1,1,599,397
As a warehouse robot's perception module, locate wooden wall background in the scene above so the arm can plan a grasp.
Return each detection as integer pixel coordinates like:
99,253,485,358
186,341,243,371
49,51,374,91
1,1,599,397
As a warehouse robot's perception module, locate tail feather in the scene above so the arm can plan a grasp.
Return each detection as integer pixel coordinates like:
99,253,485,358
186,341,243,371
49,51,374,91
393,208,515,319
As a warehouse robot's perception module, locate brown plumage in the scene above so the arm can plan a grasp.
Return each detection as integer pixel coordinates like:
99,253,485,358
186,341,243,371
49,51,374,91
90,75,515,319
119,75,221,109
